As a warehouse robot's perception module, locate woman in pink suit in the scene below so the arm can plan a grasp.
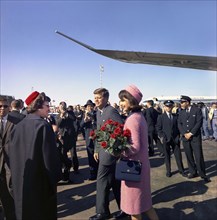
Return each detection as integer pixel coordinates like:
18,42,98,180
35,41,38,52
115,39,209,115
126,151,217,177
118,85,159,220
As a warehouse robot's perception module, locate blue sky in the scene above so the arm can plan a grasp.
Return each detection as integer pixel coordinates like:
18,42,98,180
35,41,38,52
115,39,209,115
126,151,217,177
1,0,216,106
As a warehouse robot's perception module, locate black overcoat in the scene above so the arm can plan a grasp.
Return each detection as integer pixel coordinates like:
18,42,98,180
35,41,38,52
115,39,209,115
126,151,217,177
9,114,62,220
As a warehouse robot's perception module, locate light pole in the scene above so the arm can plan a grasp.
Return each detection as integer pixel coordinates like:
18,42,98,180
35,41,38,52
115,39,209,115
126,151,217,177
100,65,104,87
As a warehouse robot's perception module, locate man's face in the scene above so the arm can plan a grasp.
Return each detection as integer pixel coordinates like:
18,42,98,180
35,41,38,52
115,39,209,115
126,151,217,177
94,94,108,109
180,100,189,109
165,105,173,112
212,104,217,109
0,100,10,118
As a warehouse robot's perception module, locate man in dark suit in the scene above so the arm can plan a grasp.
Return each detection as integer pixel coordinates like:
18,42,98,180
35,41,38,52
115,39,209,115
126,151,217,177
56,101,78,181
80,100,98,181
144,100,164,157
8,99,26,124
0,97,22,220
89,88,126,220
156,100,187,178
178,95,210,183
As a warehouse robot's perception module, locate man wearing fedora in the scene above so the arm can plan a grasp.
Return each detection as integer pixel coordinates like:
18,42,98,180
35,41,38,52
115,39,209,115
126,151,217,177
156,100,187,178
81,100,98,180
178,95,210,183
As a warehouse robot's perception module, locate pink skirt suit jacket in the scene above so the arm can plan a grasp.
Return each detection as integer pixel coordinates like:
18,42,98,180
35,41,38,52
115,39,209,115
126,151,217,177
121,112,152,215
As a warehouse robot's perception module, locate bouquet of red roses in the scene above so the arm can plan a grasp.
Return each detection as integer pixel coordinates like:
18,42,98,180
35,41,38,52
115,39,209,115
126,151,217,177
90,119,131,156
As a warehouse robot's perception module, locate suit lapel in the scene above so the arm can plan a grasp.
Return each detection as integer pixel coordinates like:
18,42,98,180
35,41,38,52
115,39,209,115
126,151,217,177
2,121,13,138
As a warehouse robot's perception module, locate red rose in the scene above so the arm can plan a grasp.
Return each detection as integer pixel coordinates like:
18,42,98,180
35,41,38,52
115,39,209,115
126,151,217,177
123,129,131,137
101,141,107,148
110,133,116,139
114,121,119,126
114,127,121,135
101,126,106,131
89,130,96,139
107,119,114,124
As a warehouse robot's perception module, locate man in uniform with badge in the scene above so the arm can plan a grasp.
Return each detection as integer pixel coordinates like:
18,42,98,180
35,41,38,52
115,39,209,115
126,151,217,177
178,95,210,183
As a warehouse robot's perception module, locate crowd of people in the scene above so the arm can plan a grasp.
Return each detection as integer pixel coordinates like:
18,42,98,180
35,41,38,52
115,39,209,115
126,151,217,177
0,87,216,220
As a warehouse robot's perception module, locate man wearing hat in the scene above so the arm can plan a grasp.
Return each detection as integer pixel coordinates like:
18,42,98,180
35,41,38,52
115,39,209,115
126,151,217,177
81,100,98,180
178,95,210,183
156,100,186,178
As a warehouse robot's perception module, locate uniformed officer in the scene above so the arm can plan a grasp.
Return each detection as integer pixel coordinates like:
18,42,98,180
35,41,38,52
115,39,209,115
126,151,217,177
177,95,211,183
156,100,187,178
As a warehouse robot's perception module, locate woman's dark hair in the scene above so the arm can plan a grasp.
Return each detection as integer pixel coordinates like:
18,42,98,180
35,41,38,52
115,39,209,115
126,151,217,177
118,90,142,112
26,92,50,113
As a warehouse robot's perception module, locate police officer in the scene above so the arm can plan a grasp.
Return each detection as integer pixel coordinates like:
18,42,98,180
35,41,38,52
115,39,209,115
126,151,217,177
156,100,186,178
178,95,210,183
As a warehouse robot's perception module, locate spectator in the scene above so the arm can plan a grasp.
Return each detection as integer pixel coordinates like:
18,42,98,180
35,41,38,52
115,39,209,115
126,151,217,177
197,102,212,141
9,91,62,220
208,102,217,141
0,96,17,220
81,100,98,180
144,100,164,157
56,102,78,177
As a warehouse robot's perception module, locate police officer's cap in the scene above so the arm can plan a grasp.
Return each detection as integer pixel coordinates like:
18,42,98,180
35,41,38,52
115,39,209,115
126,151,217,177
180,95,191,103
164,100,174,106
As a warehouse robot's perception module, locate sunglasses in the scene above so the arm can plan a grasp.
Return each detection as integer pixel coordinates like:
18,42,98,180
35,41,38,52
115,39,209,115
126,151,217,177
180,101,187,104
0,105,9,108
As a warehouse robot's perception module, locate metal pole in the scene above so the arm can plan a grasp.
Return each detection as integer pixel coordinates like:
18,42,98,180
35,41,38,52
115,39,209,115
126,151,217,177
100,65,104,87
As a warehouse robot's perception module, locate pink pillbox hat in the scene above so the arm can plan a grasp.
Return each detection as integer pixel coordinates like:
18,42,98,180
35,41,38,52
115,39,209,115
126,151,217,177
125,84,143,103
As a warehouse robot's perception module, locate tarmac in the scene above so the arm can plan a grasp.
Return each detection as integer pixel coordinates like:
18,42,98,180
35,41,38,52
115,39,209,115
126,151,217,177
57,136,217,220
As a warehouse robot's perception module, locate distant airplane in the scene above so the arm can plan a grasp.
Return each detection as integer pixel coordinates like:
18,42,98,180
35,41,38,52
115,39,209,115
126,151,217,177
55,30,217,71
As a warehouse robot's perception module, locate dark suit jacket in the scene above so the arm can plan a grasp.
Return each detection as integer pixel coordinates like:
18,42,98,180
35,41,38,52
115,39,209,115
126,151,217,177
0,114,25,172
156,112,180,143
178,106,203,141
144,107,160,132
95,105,124,165
56,111,77,150
8,110,26,125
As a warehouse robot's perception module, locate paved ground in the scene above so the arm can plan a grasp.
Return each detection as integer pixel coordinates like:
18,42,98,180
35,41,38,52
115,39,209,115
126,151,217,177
57,136,217,220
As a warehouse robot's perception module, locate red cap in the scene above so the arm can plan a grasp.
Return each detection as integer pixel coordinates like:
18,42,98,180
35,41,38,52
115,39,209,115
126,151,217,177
25,91,40,106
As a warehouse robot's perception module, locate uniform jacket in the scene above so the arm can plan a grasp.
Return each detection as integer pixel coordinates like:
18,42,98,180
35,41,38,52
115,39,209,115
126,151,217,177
178,106,203,141
95,105,123,165
156,112,180,143
9,114,62,220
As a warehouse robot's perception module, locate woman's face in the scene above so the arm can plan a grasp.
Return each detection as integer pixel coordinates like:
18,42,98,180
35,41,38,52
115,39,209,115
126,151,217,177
39,101,50,118
120,97,130,112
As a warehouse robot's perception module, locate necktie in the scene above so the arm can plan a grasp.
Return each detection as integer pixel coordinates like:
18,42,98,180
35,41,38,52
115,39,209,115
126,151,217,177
186,109,190,118
0,119,4,137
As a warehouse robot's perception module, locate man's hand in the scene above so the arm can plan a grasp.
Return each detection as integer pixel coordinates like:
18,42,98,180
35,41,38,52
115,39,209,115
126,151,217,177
184,132,193,140
94,153,99,162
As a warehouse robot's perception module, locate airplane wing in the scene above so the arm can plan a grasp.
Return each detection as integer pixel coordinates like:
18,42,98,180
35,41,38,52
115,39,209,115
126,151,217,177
55,30,217,71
